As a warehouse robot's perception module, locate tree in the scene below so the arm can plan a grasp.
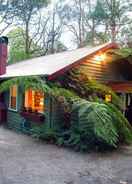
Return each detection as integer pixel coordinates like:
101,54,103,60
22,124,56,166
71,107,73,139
39,3,67,54
58,0,132,47
9,0,49,54
59,0,87,48
0,0,14,35
7,28,41,64
100,0,131,41
7,26,67,65
120,21,132,47
85,0,108,44
84,0,132,43
58,0,111,46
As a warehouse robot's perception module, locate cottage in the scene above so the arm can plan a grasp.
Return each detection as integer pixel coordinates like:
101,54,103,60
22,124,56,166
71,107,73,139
0,36,131,131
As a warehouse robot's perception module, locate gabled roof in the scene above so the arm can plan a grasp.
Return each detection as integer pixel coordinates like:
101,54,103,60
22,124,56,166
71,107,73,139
0,42,118,80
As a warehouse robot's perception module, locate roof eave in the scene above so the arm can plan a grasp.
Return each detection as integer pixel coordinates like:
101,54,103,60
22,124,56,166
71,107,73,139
48,42,119,81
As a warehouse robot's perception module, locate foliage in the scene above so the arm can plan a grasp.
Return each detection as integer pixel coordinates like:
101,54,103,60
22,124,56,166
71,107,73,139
7,26,67,64
31,98,132,151
90,0,108,22
85,32,109,45
67,99,118,151
31,125,57,142
105,102,132,144
0,0,14,35
56,98,132,151
1,76,132,151
109,48,132,60
58,0,132,46
1,0,132,47
88,80,122,108
0,76,51,94
10,0,49,11
9,0,50,55
59,70,122,108
7,28,41,64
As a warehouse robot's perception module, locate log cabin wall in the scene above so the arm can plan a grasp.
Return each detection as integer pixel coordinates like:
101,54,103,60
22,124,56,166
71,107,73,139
76,55,125,83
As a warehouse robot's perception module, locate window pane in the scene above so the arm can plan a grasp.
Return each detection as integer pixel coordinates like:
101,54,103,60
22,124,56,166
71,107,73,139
24,89,44,113
10,85,17,110
25,89,33,109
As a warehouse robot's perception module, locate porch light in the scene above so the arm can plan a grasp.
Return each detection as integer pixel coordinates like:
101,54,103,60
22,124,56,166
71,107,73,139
93,53,107,62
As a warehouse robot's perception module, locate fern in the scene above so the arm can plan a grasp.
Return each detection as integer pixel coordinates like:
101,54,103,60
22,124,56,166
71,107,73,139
70,100,119,149
105,102,132,144
0,76,51,94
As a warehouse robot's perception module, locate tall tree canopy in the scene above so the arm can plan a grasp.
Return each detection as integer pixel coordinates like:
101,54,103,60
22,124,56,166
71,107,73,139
9,0,50,54
58,0,132,47
0,0,132,51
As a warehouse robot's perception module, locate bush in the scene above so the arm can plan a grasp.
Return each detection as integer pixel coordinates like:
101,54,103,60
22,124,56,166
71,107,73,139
105,102,132,144
31,125,57,143
64,99,132,151
31,99,132,152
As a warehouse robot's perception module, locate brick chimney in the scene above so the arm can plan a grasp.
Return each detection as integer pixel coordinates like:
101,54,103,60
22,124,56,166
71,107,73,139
0,36,8,75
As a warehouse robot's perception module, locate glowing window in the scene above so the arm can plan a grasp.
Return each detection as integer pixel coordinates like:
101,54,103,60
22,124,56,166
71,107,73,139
9,85,17,110
24,89,44,113
105,94,112,102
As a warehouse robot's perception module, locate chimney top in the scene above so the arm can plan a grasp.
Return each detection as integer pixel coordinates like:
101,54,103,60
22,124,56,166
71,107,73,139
0,36,8,45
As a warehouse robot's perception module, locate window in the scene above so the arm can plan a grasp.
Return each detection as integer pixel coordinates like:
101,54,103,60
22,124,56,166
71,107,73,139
24,89,44,113
9,85,17,111
105,94,112,102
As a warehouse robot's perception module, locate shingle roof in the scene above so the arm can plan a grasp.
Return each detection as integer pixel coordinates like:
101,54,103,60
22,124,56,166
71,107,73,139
0,42,117,79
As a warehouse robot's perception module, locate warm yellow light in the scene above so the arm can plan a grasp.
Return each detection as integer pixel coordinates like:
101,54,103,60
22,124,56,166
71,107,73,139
93,53,107,62
105,94,112,102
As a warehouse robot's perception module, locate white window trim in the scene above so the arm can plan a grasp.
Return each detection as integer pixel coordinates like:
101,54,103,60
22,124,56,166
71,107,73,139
8,85,18,112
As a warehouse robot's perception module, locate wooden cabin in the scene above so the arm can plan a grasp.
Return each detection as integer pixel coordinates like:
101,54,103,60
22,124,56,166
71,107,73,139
0,38,131,131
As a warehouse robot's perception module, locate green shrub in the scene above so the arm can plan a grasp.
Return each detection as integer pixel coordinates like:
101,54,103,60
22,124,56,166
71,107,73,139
31,99,132,152
105,102,132,144
64,99,132,151
66,100,119,151
31,125,57,143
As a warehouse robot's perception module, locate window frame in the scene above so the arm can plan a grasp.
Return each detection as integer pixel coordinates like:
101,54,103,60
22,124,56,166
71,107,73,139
8,85,18,112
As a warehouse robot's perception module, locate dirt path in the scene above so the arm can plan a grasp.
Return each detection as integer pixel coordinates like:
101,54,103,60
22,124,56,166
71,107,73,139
0,127,131,184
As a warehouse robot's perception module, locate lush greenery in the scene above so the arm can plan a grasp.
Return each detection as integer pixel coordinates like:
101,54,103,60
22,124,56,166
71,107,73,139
31,97,132,151
1,76,132,151
57,70,123,108
109,48,132,62
0,76,51,94
7,28,41,64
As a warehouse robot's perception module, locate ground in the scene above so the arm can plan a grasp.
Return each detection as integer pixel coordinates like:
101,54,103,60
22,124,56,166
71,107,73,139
0,127,131,184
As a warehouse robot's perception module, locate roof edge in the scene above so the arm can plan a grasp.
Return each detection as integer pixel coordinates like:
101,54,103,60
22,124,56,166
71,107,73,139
48,42,118,80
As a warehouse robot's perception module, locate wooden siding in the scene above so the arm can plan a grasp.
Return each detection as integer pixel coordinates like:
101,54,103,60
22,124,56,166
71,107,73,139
76,56,124,83
7,111,23,130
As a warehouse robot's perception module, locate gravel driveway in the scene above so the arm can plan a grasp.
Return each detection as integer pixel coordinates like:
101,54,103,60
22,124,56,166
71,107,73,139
0,127,131,184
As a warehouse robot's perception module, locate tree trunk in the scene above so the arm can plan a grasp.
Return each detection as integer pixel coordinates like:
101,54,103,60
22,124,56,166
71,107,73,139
91,19,95,45
111,24,116,42
25,21,30,55
78,0,83,47
51,10,55,54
